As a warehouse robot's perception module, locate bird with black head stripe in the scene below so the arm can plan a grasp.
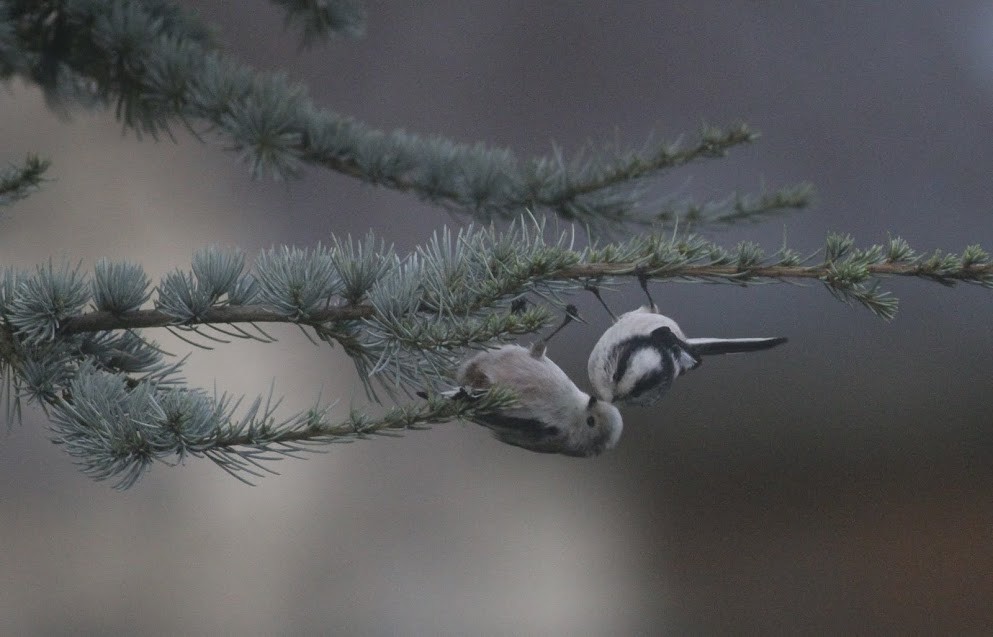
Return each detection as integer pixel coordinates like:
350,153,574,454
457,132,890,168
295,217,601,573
586,274,787,407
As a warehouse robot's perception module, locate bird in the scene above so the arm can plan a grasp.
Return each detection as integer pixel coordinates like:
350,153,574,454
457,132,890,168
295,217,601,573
454,341,623,457
586,274,787,407
426,307,623,457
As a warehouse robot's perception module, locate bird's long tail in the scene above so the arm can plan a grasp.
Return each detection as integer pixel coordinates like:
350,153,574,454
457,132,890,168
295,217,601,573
686,336,788,356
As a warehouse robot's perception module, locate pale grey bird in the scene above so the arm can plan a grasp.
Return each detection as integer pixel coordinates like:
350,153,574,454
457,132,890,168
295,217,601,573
586,277,787,407
431,307,622,457
454,342,623,457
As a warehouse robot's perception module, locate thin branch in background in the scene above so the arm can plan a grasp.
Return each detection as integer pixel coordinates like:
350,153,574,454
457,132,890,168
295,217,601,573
269,0,367,45
0,2,809,229
655,182,815,226
0,155,50,207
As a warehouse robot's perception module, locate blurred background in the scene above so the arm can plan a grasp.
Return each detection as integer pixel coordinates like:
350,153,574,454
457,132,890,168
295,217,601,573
2,2,992,634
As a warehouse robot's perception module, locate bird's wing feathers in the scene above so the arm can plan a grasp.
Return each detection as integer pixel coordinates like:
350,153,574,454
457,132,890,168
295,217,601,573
650,326,702,373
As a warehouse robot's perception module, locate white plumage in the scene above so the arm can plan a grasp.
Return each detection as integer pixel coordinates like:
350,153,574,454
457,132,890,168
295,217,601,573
588,305,787,407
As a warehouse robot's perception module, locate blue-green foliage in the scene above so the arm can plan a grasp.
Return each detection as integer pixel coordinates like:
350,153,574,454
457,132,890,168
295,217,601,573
50,363,220,489
254,244,341,319
271,0,367,45
18,343,75,406
0,0,806,227
227,273,261,306
329,232,396,305
50,365,169,489
156,270,214,321
92,259,151,314
80,330,171,378
155,245,246,320
48,360,517,489
0,155,50,207
191,245,244,300
6,261,89,345
221,72,309,179
0,221,990,487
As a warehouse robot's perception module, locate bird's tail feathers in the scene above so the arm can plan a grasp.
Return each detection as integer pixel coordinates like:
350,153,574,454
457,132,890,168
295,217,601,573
686,336,787,356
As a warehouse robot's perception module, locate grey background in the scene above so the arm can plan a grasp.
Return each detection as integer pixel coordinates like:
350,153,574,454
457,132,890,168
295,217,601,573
2,2,992,634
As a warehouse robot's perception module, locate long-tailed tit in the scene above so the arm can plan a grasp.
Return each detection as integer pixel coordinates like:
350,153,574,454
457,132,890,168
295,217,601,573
431,308,623,457
586,276,787,407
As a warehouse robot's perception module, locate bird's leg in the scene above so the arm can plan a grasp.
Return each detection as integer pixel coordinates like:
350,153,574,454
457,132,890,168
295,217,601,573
636,266,657,311
584,282,617,321
531,304,584,357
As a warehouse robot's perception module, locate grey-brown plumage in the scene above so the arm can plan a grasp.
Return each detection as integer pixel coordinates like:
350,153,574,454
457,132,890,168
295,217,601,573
454,343,623,457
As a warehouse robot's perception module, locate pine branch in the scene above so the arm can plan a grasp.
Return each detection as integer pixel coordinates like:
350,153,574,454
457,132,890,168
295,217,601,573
306,122,766,227
1,223,990,487
49,362,518,489
2,223,986,415
559,256,993,284
542,124,755,203
51,255,993,337
60,304,372,333
0,1,805,228
269,0,366,45
0,154,50,206
655,182,815,226
47,231,993,342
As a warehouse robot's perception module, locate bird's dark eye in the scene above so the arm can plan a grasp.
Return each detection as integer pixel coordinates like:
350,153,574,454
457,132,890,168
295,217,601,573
586,415,596,428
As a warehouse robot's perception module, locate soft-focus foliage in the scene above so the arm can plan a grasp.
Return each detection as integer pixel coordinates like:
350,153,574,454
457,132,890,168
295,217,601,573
0,155,50,207
0,0,807,229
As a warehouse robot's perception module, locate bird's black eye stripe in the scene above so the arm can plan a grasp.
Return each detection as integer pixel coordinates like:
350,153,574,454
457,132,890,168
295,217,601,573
613,334,665,383
586,415,596,428
613,332,687,387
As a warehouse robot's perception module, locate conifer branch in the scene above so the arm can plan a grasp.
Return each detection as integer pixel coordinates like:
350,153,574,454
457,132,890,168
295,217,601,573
60,304,373,333
0,1,807,228
49,365,516,489
54,255,993,337
556,257,993,283
1,221,990,487
655,182,815,226
0,154,50,206
269,0,366,45
47,230,993,340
